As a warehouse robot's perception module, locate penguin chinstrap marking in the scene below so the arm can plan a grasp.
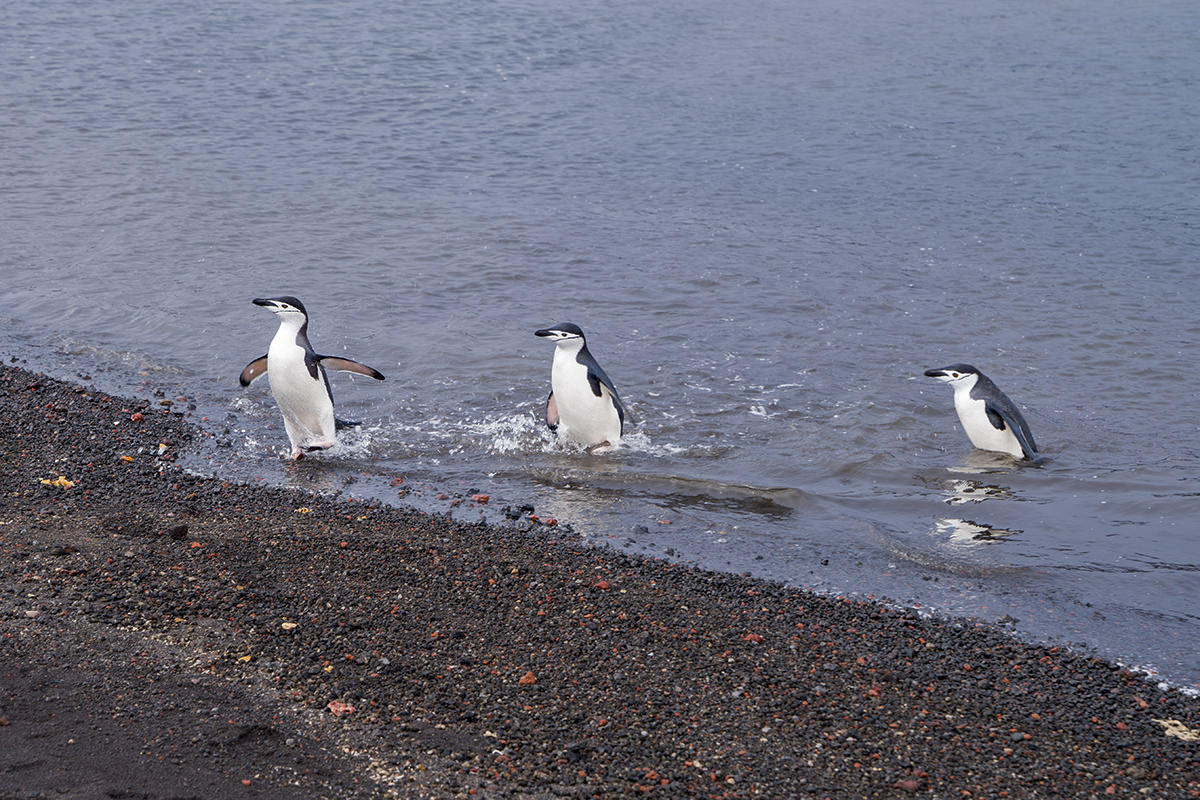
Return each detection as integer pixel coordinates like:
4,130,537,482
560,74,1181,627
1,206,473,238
240,296,385,460
924,364,1038,460
534,323,627,451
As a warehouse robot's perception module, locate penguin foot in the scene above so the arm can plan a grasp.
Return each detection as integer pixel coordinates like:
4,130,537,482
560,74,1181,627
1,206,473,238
287,439,333,460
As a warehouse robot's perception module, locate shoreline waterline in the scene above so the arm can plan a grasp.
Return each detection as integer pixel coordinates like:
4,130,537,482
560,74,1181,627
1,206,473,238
1,361,1197,797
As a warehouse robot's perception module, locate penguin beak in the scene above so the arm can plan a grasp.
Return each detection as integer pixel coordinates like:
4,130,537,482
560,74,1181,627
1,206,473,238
534,328,556,338
253,298,275,308
923,368,947,378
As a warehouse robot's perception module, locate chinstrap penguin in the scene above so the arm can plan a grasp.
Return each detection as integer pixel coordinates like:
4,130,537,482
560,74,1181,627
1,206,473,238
534,323,626,450
240,296,385,459
924,363,1038,460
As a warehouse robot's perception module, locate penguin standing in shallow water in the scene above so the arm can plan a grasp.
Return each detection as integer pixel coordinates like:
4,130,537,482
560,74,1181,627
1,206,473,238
535,323,626,450
240,296,385,459
924,364,1038,460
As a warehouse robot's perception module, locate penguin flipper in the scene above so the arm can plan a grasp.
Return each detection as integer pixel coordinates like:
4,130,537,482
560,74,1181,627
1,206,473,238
584,367,627,430
585,370,604,398
985,399,1039,459
317,356,386,381
239,355,269,387
545,391,559,431
602,384,627,430
983,404,1007,432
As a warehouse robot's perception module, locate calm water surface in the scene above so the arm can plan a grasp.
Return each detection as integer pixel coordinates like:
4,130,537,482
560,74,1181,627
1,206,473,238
2,0,1198,687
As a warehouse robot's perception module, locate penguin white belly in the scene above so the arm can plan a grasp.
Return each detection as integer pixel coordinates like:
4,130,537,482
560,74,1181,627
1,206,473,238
954,394,1022,458
551,357,622,447
267,341,336,453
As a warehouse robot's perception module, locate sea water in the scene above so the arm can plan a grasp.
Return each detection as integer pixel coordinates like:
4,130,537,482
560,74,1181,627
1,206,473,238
2,0,1197,687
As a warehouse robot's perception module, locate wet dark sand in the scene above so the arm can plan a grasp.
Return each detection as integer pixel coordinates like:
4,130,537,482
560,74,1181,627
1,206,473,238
1,363,1197,799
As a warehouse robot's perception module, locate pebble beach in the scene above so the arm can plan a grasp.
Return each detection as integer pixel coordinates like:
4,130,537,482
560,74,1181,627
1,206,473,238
1,362,1197,799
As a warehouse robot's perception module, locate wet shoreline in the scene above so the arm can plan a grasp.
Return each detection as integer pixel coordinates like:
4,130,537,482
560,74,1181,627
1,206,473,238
1,363,1197,798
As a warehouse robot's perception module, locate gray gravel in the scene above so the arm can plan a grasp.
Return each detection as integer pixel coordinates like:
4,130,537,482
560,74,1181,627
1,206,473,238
1,363,1197,799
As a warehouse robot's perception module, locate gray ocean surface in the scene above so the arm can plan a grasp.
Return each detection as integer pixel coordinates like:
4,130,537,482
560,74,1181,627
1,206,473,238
2,0,1198,687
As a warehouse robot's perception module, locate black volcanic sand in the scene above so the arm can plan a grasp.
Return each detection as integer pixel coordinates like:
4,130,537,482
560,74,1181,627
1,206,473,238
1,364,1197,800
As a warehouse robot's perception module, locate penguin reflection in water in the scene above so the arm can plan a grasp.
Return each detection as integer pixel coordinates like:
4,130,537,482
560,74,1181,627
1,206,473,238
240,297,385,459
535,323,627,451
924,364,1039,460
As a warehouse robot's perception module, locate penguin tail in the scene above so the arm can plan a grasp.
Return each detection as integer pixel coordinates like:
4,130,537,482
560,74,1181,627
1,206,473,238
335,417,363,431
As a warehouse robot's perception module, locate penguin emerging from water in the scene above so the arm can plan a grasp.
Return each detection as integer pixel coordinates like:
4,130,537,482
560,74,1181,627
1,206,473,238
240,296,385,459
534,323,626,450
924,364,1038,460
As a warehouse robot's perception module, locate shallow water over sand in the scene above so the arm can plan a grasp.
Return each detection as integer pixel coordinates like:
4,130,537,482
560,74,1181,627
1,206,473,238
2,0,1198,686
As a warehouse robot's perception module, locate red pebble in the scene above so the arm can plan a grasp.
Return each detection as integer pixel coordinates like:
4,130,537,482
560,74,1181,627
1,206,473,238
129,412,144,422
742,632,764,643
472,494,489,503
327,700,355,716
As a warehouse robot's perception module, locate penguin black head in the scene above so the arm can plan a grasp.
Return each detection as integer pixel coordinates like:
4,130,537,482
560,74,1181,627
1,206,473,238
924,363,980,384
253,296,308,318
534,323,585,342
